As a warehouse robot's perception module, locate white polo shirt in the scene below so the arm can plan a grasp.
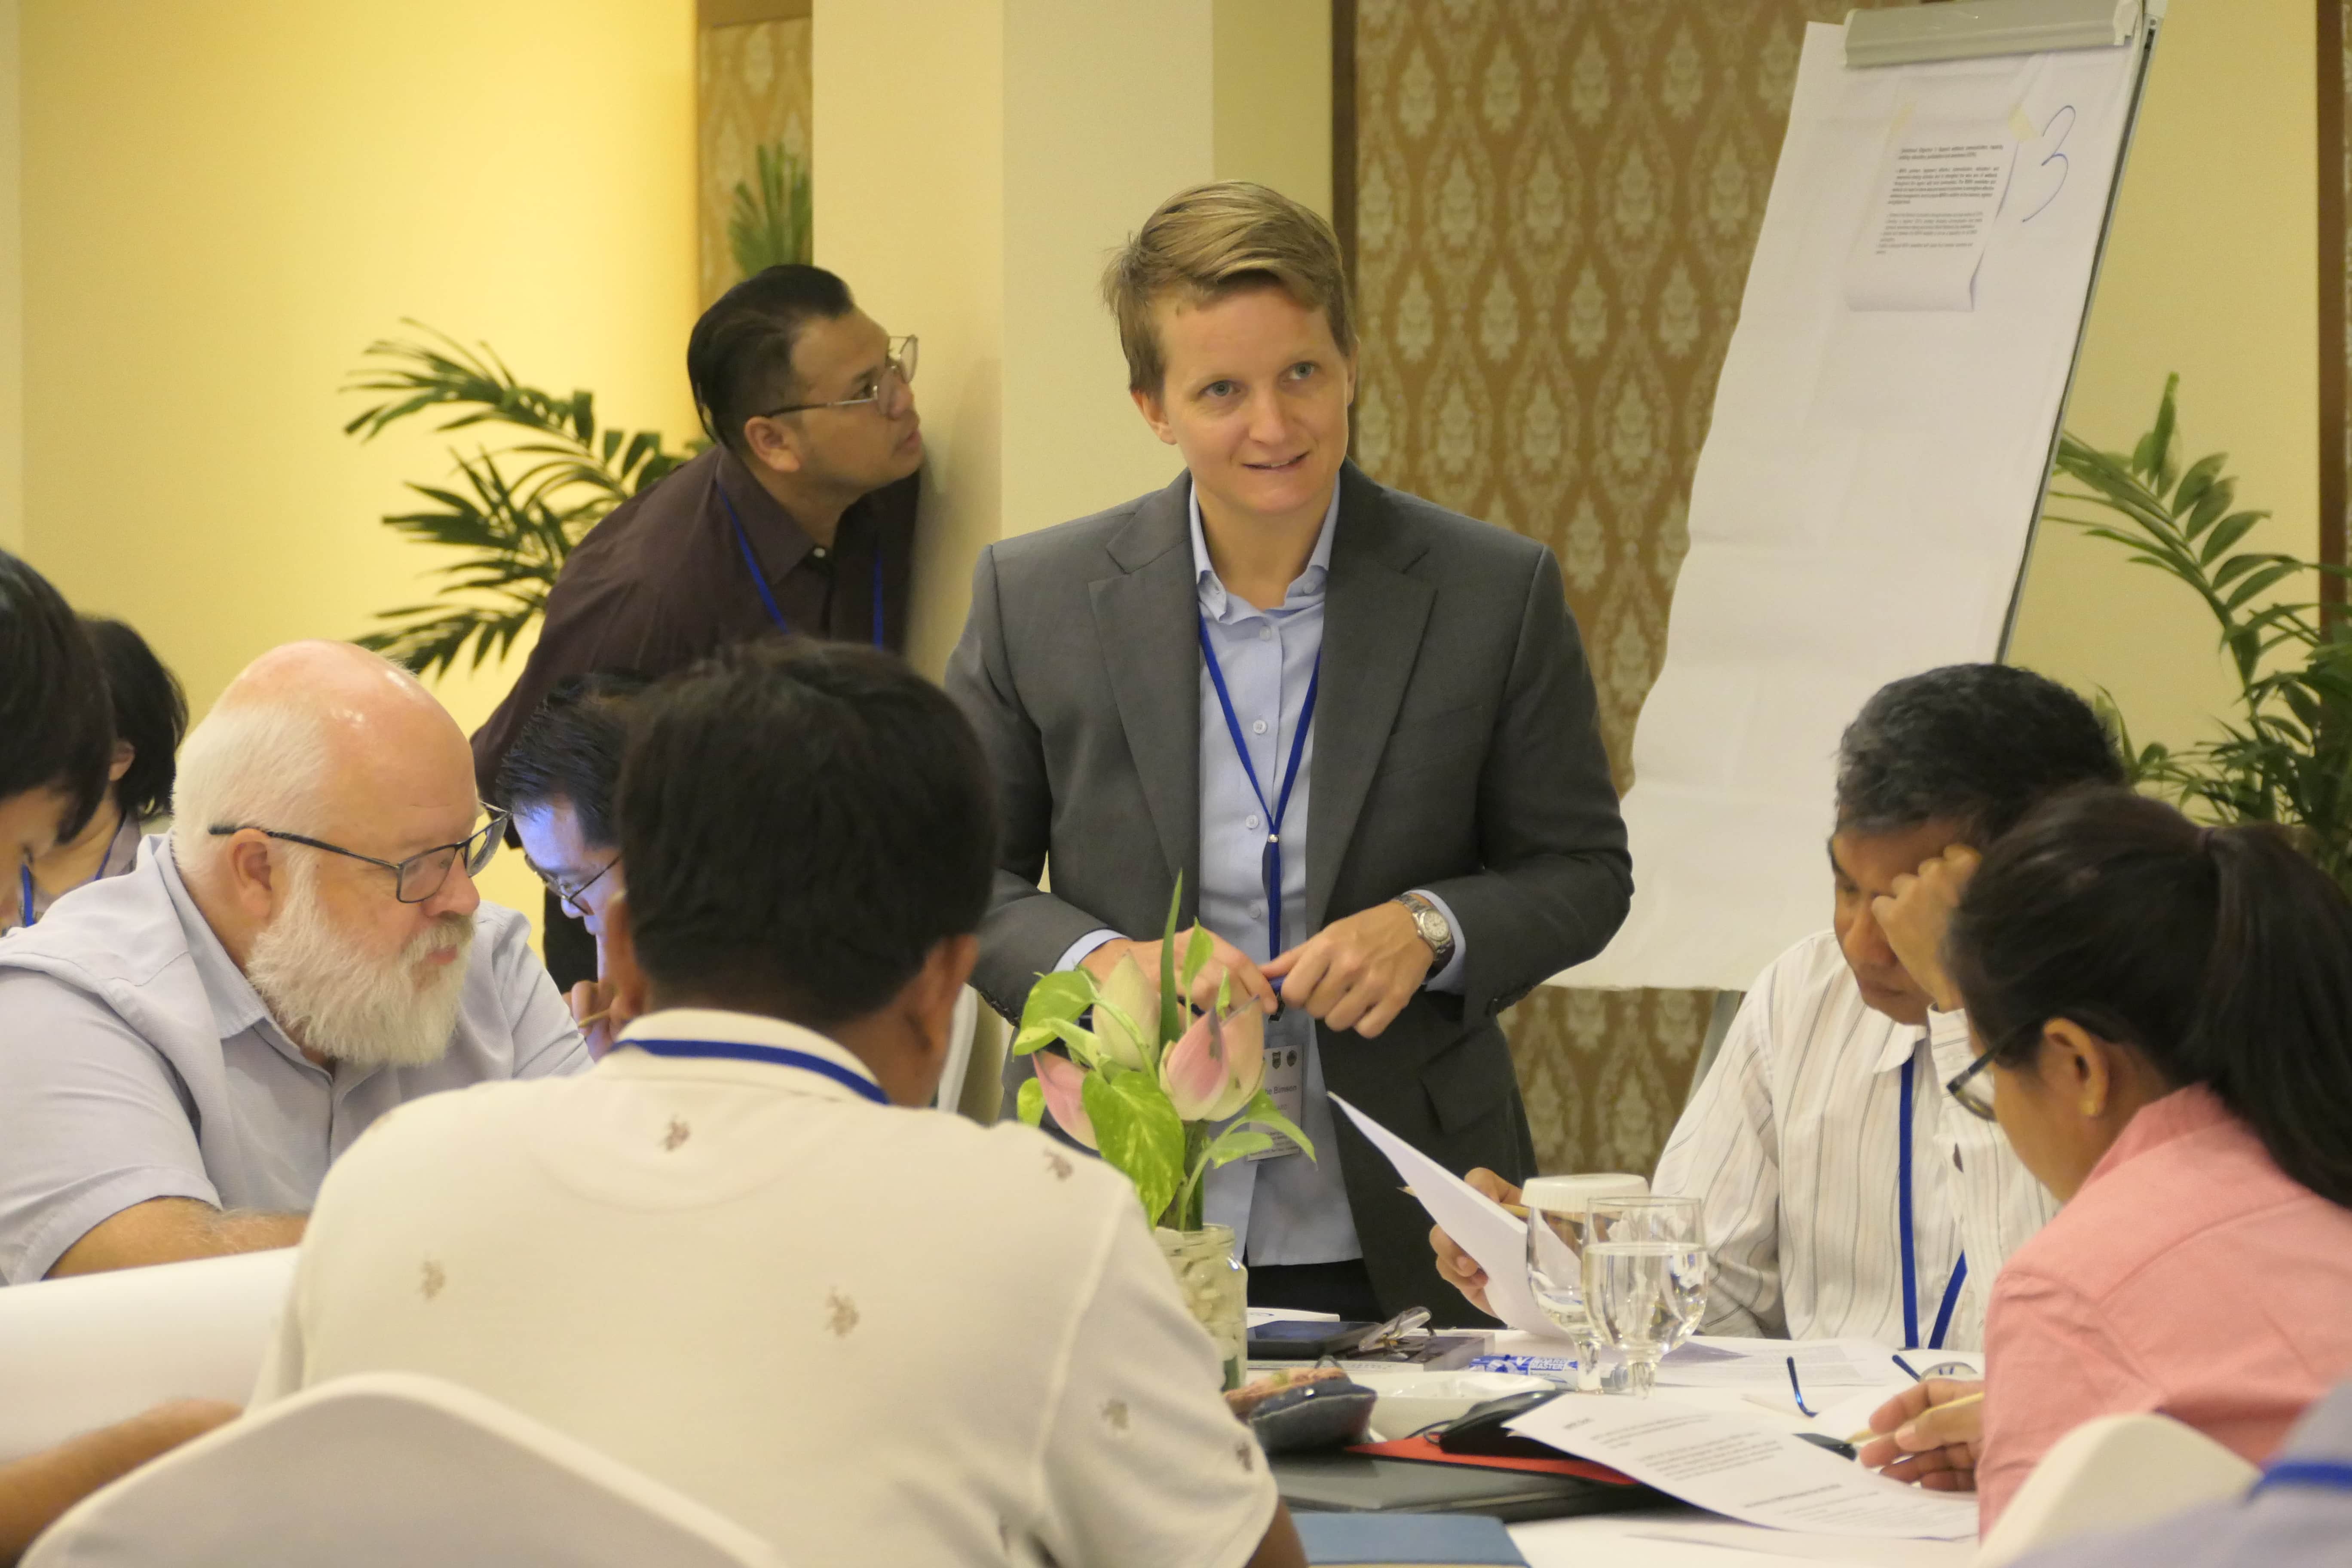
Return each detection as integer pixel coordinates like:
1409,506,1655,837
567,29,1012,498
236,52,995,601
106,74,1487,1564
252,1008,1279,1568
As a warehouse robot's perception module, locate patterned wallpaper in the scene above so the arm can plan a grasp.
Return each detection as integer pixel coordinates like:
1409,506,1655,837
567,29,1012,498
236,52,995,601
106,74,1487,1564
1350,0,1902,1175
698,18,813,308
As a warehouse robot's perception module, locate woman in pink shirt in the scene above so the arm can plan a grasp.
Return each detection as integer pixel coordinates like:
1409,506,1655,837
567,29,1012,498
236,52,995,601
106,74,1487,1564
1871,787,2352,1531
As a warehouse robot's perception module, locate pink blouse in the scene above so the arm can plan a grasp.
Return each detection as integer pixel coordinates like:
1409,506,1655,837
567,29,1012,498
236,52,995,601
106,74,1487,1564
1979,1084,2352,1530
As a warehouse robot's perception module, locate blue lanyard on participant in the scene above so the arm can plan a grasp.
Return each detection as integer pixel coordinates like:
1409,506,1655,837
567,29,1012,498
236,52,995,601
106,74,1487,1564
1899,1052,1969,1351
15,850,108,928
1197,619,1319,962
718,484,885,648
2253,1460,2352,1496
625,1037,890,1105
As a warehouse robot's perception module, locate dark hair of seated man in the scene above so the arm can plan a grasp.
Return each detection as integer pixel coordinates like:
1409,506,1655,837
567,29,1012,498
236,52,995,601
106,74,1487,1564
610,637,996,1032
496,672,648,851
0,550,114,842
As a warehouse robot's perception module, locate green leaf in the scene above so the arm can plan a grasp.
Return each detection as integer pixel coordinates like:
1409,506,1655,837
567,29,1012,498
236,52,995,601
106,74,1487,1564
1195,1127,1275,1170
1017,1078,1045,1128
1227,1087,1317,1164
2198,510,2267,566
2223,560,2304,612
1082,1071,1185,1221
1180,924,1213,995
1158,878,1184,1048
1019,969,1096,1036
2171,452,2227,521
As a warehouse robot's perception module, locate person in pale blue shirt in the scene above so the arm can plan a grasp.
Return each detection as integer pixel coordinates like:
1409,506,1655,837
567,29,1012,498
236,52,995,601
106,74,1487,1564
0,640,587,1284
1057,485,1470,1287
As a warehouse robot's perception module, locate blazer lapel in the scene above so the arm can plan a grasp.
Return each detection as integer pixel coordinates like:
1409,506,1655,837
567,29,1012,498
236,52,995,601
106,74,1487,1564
1308,466,1433,932
1090,474,1202,914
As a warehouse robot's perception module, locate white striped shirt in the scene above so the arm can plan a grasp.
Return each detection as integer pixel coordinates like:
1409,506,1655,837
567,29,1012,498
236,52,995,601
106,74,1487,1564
1653,931,2059,1350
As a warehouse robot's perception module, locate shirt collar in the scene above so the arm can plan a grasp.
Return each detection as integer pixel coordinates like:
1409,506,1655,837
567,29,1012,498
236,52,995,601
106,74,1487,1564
154,836,273,1042
713,446,821,574
1188,479,1340,620
2076,1081,2237,1195
609,1007,885,1102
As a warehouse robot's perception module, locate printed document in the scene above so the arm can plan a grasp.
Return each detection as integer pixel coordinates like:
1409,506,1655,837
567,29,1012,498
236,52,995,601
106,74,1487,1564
1508,1393,1980,1540
1846,123,2017,311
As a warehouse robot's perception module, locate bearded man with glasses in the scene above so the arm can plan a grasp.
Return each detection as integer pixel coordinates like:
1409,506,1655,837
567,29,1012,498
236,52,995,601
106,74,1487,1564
0,641,588,1284
470,264,922,997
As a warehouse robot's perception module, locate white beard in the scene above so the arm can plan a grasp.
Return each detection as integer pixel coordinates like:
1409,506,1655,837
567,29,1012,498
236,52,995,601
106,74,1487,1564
245,862,476,1070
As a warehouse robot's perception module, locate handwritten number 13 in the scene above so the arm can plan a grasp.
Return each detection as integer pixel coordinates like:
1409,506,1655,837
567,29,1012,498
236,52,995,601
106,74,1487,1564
2021,104,2076,224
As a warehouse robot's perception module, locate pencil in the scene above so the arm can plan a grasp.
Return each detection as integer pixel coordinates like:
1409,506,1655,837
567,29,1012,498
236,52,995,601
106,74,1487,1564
1847,1389,1985,1444
1399,1185,1530,1219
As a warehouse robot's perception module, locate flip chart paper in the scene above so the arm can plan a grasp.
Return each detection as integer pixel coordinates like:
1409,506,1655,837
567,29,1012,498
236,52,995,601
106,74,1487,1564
1564,21,2146,991
1328,1092,1566,1341
1508,1393,1980,1540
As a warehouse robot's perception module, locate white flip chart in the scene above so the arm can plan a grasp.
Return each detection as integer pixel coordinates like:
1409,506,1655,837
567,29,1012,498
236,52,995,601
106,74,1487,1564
1566,15,2155,992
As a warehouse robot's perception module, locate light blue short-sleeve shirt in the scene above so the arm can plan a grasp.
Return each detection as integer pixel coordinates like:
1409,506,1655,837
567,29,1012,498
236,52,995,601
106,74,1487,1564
0,835,588,1283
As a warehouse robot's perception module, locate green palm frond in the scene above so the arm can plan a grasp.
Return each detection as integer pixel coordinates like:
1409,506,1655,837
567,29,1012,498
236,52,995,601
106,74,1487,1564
346,327,701,680
728,141,812,278
2046,374,2352,892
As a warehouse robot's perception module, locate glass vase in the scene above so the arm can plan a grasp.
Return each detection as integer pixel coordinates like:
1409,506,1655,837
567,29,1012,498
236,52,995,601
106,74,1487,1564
1156,1222,1247,1390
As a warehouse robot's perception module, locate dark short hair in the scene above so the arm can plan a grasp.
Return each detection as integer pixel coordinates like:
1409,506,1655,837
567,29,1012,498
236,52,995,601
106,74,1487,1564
495,673,647,850
1951,787,2352,1209
686,264,856,457
617,639,995,1027
82,618,187,825
1834,664,2123,845
0,551,113,838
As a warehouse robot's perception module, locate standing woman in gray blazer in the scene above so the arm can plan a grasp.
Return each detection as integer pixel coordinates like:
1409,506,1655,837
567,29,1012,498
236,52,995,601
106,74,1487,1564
947,182,1630,1320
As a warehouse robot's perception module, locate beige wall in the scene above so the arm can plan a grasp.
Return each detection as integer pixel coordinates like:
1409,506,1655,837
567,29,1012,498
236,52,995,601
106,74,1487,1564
1214,0,1333,220
0,0,21,558
815,0,1223,680
2008,0,2318,751
18,0,699,926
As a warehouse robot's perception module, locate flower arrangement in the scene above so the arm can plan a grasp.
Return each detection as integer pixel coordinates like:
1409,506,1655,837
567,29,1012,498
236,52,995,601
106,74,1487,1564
1015,883,1315,1231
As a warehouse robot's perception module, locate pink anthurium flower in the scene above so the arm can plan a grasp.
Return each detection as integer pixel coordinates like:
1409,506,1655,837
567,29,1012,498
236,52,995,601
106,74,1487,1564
1034,1052,1099,1150
1094,952,1158,1070
1159,1004,1266,1124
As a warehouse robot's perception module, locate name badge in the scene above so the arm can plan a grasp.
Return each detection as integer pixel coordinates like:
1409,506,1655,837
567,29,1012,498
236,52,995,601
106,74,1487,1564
1250,1038,1307,1162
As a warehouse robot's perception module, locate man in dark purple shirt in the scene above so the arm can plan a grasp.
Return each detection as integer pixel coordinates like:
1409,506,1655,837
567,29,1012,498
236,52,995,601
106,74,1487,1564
473,265,923,983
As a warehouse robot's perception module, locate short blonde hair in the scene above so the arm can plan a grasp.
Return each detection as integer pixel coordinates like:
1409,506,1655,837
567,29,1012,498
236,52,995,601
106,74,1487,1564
1102,182,1355,393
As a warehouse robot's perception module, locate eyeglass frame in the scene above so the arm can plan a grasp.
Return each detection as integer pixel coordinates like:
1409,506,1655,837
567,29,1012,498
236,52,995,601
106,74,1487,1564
525,852,619,920
1945,1048,1998,1122
206,808,508,905
760,335,917,419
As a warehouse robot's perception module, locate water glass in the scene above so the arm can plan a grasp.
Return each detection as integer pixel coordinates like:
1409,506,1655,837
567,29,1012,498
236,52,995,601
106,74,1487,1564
1581,1195,1706,1398
1522,1174,1647,1390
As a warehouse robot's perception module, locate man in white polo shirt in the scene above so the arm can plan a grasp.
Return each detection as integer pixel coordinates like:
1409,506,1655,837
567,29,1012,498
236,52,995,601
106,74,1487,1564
253,640,1304,1568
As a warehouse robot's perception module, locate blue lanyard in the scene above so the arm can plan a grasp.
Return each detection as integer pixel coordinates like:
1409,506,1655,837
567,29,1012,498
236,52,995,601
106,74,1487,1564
625,1037,890,1105
1899,1052,1969,1351
2254,1460,2352,1496
1197,619,1319,962
15,851,109,928
718,484,885,648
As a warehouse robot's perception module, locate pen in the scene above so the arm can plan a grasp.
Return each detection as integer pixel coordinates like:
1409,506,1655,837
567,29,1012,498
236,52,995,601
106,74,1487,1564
1398,1185,1530,1219
1847,1389,1985,1445
1892,1352,1923,1380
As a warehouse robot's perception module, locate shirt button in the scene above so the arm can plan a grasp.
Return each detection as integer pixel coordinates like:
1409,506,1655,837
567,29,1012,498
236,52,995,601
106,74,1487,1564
1258,625,1274,642
1252,719,1268,735
1246,814,1262,830
811,546,829,559
1251,902,1267,921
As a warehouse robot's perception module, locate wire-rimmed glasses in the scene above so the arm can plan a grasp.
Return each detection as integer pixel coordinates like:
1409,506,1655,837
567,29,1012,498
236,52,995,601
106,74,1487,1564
529,854,618,920
208,808,507,904
762,335,918,419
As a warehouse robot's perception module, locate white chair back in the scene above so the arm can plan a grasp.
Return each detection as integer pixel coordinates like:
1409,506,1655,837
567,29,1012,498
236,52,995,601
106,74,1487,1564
1974,1412,2258,1567
0,1248,297,1464
932,984,981,1115
24,1370,781,1568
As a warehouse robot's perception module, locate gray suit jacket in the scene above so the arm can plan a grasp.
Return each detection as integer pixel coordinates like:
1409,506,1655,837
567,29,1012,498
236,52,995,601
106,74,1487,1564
945,463,1631,1315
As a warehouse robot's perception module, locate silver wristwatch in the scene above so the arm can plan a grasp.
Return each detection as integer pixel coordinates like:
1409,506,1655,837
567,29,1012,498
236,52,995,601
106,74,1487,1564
1393,892,1456,974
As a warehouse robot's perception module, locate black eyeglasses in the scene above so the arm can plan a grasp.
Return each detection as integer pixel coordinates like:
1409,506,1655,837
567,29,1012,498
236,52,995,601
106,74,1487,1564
526,854,618,919
1945,1049,1998,1122
761,335,918,419
208,809,508,904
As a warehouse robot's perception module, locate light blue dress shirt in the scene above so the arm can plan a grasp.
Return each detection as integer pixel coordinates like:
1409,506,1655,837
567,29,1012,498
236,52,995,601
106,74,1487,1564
1058,481,1464,1265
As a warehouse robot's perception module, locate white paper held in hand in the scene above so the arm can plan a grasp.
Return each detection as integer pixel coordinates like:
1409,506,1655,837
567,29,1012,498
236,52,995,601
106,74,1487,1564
1327,1092,1567,1340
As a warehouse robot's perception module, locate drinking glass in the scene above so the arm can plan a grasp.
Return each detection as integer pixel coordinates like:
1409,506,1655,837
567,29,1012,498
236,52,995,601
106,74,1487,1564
1522,1174,1647,1391
1581,1195,1707,1398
